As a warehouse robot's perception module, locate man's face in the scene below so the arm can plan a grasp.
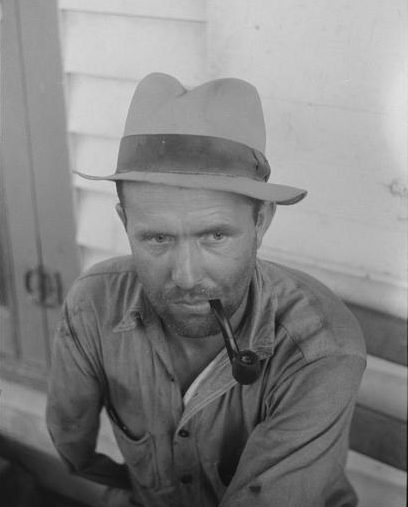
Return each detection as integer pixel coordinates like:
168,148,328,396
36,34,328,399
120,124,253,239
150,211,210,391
118,182,270,338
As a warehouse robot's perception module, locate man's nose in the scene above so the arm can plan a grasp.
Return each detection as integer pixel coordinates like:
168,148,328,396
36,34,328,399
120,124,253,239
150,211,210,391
171,241,203,290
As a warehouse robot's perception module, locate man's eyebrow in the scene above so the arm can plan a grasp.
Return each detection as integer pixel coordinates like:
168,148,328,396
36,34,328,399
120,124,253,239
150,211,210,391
136,228,171,237
195,223,237,235
133,222,237,237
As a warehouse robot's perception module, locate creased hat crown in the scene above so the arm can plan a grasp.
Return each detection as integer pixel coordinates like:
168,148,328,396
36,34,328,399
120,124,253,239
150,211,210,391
124,73,266,153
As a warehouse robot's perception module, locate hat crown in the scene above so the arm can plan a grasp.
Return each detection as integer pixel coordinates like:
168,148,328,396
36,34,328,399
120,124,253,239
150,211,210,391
124,73,266,153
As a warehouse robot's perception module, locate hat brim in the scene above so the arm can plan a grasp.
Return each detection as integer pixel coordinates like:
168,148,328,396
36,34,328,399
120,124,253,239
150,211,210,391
74,170,307,205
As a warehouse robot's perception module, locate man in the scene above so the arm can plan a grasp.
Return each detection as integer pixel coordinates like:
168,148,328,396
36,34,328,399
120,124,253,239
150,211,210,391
46,73,366,507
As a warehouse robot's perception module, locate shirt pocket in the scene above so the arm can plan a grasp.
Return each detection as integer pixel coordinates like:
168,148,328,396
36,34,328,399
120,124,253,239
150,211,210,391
111,423,159,490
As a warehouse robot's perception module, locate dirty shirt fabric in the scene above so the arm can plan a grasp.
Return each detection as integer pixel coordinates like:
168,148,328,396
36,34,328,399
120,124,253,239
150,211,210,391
46,256,366,507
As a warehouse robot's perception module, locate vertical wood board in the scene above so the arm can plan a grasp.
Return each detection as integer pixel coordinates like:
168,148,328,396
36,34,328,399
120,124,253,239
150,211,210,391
1,0,49,366
16,0,80,350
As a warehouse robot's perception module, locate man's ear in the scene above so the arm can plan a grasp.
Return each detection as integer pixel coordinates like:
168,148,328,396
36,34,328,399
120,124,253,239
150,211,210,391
255,202,276,249
115,203,127,230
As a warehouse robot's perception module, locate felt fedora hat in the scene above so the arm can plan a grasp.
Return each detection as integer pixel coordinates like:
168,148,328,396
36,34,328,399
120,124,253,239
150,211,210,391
75,73,307,204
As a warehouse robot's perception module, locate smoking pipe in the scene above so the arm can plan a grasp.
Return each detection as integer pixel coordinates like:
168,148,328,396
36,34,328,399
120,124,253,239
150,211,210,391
209,299,261,385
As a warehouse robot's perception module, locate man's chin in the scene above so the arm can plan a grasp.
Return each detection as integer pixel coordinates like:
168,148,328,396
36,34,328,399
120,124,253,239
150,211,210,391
161,312,220,339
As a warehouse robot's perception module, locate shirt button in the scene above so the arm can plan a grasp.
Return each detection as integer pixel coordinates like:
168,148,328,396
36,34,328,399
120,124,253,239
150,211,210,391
180,474,193,484
178,429,189,438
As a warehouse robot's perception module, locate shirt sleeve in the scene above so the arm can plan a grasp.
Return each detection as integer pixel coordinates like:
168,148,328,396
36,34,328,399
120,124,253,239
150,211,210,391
46,301,131,490
219,351,366,507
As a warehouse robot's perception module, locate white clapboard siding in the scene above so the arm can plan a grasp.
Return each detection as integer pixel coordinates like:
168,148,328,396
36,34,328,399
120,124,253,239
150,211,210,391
70,134,119,194
262,98,407,228
207,0,407,116
76,189,129,254
59,0,206,22
357,356,407,421
262,250,406,321
262,207,405,286
260,247,407,319
346,451,406,507
61,9,206,83
67,75,135,138
261,213,406,316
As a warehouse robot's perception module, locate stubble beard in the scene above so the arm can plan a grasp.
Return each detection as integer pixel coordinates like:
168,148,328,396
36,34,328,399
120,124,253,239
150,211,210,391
141,249,257,339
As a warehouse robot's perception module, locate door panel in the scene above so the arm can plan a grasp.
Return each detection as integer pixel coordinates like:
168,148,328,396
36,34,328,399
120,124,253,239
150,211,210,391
1,0,79,388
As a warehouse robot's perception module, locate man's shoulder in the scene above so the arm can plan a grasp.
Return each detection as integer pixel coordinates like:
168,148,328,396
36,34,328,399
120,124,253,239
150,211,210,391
66,255,137,304
258,259,366,362
79,255,136,278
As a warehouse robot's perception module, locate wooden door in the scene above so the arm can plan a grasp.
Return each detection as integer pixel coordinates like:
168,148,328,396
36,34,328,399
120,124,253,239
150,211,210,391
0,0,79,389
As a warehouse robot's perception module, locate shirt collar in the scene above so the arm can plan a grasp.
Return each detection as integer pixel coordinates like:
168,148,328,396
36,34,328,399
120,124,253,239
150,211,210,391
236,260,277,358
112,281,146,333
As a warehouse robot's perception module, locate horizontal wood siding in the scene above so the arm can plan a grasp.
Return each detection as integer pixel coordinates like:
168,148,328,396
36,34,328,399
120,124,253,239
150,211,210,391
347,303,407,366
350,405,407,470
59,0,206,22
63,10,206,82
59,0,207,265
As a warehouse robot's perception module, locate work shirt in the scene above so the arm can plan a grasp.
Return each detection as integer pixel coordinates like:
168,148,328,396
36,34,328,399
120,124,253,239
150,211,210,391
46,256,366,507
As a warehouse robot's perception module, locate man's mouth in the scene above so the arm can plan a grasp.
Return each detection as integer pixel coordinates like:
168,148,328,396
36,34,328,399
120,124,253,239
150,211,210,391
172,299,211,312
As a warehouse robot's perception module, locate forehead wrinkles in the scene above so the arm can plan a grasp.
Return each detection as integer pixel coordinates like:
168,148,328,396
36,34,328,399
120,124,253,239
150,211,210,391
122,182,254,221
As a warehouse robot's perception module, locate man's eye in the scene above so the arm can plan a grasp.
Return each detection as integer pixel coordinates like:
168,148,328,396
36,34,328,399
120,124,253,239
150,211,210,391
153,234,168,243
203,231,227,242
213,231,225,240
144,233,170,244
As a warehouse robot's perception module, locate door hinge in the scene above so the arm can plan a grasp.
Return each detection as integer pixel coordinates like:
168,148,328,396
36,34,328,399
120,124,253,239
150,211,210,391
24,265,63,308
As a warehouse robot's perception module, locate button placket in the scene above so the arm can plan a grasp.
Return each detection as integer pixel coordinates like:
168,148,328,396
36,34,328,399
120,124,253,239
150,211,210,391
173,422,196,490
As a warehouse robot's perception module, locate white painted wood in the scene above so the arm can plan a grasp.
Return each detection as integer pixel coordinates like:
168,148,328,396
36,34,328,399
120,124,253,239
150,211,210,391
76,189,129,254
263,211,405,291
207,0,407,115
59,0,206,22
61,10,206,82
346,451,406,507
70,134,119,194
358,356,407,420
67,75,135,138
261,99,407,228
259,244,407,319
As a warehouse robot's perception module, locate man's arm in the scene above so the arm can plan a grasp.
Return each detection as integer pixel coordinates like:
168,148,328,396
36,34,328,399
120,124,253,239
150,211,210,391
220,352,365,507
46,303,131,490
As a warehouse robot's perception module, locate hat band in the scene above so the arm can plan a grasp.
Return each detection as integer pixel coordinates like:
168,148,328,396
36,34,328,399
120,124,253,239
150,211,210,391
116,134,271,182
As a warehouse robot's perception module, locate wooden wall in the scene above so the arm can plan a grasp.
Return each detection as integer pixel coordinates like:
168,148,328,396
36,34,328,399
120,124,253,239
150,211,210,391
58,0,207,270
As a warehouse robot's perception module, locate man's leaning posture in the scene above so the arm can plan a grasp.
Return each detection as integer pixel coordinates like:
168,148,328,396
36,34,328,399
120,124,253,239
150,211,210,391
46,73,366,507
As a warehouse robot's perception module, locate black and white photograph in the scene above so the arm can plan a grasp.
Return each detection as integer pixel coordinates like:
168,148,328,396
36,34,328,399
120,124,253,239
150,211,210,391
0,1,406,506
